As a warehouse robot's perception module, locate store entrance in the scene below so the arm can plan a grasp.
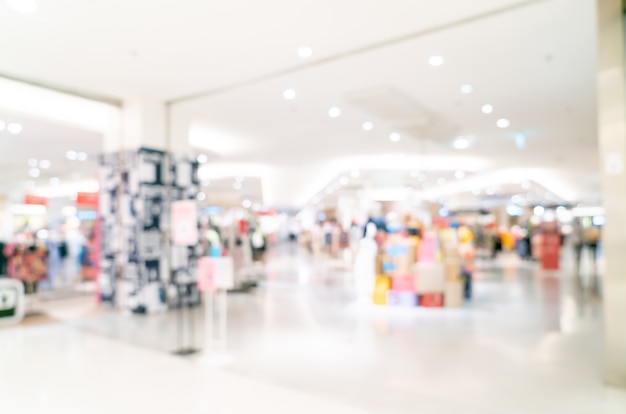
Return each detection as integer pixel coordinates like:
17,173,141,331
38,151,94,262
0,113,103,321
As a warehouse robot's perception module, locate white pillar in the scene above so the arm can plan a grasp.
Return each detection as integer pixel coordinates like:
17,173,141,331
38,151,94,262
597,0,626,388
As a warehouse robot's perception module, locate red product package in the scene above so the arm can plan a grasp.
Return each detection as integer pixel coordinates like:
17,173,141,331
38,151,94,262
419,293,444,307
391,275,415,292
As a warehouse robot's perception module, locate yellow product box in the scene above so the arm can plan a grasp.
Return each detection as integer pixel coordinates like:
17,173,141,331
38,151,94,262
373,275,390,305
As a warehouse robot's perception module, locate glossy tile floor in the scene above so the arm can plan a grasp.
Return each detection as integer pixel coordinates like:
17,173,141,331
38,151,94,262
2,245,626,413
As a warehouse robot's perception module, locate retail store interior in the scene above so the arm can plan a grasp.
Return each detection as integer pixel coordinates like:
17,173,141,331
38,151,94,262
1,0,626,413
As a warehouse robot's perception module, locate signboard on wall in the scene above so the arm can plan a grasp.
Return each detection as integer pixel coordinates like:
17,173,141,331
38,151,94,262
171,200,198,246
76,192,99,207
24,195,47,206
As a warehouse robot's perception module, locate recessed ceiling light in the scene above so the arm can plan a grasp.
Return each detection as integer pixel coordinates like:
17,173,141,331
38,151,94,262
197,154,208,164
77,152,88,161
39,159,50,169
6,0,39,13
389,132,401,142
28,168,40,178
283,88,296,100
534,206,545,216
429,55,445,67
7,123,22,134
455,170,465,179
339,177,349,186
27,158,37,167
197,192,206,201
66,150,77,160
49,177,60,185
297,46,313,58
233,181,242,190
453,137,471,149
350,170,360,178
481,104,493,114
497,118,511,128
362,121,374,131
460,84,473,94
0,120,5,131
328,107,341,118
242,199,252,209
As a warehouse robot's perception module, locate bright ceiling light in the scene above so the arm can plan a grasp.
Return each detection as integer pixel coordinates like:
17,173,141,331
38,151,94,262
49,177,60,186
339,176,349,186
460,84,473,94
428,55,445,67
534,206,545,216
362,121,373,131
455,170,465,179
0,120,4,131
297,46,313,58
233,181,242,190
242,199,252,209
77,152,88,161
39,159,50,169
27,158,37,167
197,192,206,201
389,132,401,142
197,154,208,164
350,170,360,178
28,168,40,178
481,104,493,114
497,118,511,128
6,0,39,13
328,107,341,118
283,88,296,100
66,151,77,160
453,137,471,149
7,123,22,134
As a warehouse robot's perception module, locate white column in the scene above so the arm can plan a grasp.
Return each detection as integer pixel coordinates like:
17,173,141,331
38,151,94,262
597,0,626,388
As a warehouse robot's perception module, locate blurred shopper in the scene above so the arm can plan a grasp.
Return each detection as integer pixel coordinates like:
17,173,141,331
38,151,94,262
251,226,267,262
571,220,584,272
583,225,601,274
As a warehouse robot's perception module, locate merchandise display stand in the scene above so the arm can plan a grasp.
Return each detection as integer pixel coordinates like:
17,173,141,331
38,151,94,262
170,199,201,356
198,256,235,367
0,278,25,326
372,224,475,309
172,279,201,356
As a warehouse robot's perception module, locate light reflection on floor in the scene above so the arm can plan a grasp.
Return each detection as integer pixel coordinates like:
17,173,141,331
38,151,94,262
2,244,625,413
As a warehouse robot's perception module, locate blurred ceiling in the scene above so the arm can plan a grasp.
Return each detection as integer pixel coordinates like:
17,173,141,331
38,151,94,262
0,0,600,208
